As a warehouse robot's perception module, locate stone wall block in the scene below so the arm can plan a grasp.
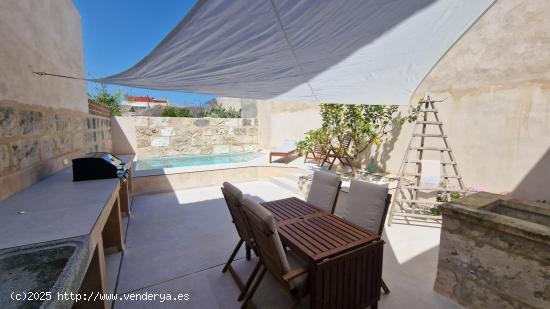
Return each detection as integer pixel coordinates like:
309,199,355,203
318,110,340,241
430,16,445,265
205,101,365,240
55,114,70,132
193,118,209,127
0,106,17,138
0,144,10,173
19,110,43,135
136,126,159,138
242,118,252,126
151,137,169,147
229,145,245,153
11,139,40,168
134,116,148,127
247,128,258,136
233,128,246,136
160,127,175,137
40,136,56,160
212,144,229,154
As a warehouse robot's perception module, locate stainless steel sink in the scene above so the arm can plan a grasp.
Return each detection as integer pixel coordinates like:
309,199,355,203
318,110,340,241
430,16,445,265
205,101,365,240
0,237,90,309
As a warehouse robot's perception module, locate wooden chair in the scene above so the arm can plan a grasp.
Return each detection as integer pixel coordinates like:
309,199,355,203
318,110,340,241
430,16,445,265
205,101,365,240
306,170,341,214
221,182,255,290
303,144,326,166
239,197,309,309
321,136,352,170
337,179,393,294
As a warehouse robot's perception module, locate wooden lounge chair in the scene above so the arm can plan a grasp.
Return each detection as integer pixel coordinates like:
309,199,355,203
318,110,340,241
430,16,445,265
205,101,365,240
239,197,309,309
306,169,341,214
269,140,296,164
337,179,392,294
221,182,255,290
321,136,352,170
303,144,326,165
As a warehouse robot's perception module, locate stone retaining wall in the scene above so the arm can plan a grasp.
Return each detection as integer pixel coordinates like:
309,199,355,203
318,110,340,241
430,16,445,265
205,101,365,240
0,101,112,200
134,117,258,158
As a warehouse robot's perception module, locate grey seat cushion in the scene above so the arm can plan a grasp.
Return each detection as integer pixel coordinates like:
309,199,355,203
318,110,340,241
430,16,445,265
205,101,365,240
306,170,341,213
338,180,389,234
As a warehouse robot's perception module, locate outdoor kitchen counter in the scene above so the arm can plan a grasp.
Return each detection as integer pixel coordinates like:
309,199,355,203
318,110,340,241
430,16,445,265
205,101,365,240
0,155,134,250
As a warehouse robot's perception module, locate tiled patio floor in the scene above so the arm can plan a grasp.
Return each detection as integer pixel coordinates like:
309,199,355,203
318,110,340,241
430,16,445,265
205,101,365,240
113,179,460,308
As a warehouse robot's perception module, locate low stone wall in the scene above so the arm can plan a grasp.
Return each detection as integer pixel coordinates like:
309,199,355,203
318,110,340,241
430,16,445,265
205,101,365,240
435,193,550,308
134,117,259,158
0,101,112,200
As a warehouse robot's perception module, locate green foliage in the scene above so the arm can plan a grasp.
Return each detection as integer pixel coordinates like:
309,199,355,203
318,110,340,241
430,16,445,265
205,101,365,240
296,128,330,155
89,84,122,116
161,106,194,117
319,103,419,164
298,101,420,168
203,103,241,118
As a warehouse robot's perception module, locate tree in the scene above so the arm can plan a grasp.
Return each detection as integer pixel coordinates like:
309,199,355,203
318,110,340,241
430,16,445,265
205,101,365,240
89,84,122,116
300,103,420,170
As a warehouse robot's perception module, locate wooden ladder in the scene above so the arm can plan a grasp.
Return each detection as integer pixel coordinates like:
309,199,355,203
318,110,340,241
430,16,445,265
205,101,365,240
387,97,465,226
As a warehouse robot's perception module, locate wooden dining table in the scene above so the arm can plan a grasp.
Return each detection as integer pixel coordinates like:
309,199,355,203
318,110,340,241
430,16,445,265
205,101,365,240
261,197,384,309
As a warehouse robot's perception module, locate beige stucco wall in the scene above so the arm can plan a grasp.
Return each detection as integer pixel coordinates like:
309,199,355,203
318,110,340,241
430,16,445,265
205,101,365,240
366,0,550,202
256,100,322,149
0,0,87,112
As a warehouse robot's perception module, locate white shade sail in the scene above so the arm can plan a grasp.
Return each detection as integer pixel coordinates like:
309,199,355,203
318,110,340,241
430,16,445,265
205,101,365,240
96,0,494,105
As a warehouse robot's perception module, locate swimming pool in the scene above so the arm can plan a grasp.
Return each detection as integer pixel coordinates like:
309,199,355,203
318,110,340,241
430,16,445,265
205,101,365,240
135,152,264,170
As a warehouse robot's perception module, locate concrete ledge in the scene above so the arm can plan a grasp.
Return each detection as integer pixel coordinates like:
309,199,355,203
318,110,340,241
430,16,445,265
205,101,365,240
132,166,301,195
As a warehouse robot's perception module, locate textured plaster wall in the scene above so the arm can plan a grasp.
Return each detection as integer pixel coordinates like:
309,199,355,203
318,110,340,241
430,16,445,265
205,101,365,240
255,100,322,149
0,0,87,112
364,0,550,202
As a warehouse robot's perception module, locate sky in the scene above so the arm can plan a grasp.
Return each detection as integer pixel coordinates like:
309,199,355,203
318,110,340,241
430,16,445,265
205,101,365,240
73,0,215,106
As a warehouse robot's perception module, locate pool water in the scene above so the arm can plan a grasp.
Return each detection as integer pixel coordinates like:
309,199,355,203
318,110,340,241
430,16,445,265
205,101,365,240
136,152,263,170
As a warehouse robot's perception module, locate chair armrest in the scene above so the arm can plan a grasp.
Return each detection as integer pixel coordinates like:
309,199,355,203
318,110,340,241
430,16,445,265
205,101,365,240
282,267,308,282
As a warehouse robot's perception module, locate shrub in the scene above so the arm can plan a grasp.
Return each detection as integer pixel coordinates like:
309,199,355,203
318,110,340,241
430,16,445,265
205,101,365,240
161,106,194,117
203,103,241,118
90,84,121,116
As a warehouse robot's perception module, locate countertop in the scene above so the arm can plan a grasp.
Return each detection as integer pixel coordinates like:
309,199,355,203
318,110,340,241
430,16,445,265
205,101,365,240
0,155,134,250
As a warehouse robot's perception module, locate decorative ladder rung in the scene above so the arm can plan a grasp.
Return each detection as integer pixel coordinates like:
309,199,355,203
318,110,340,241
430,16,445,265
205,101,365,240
402,186,465,193
390,212,442,220
399,199,445,205
416,121,443,125
403,174,461,179
406,160,457,165
409,147,451,151
419,109,438,112
412,133,446,138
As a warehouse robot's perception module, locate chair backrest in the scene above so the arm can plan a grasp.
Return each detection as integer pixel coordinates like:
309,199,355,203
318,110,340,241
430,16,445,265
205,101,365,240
241,197,291,282
306,170,341,213
221,182,251,244
338,179,391,235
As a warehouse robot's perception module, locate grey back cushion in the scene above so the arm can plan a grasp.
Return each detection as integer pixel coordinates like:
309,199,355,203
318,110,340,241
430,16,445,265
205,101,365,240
306,170,341,213
223,181,243,201
339,180,389,234
240,197,291,274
